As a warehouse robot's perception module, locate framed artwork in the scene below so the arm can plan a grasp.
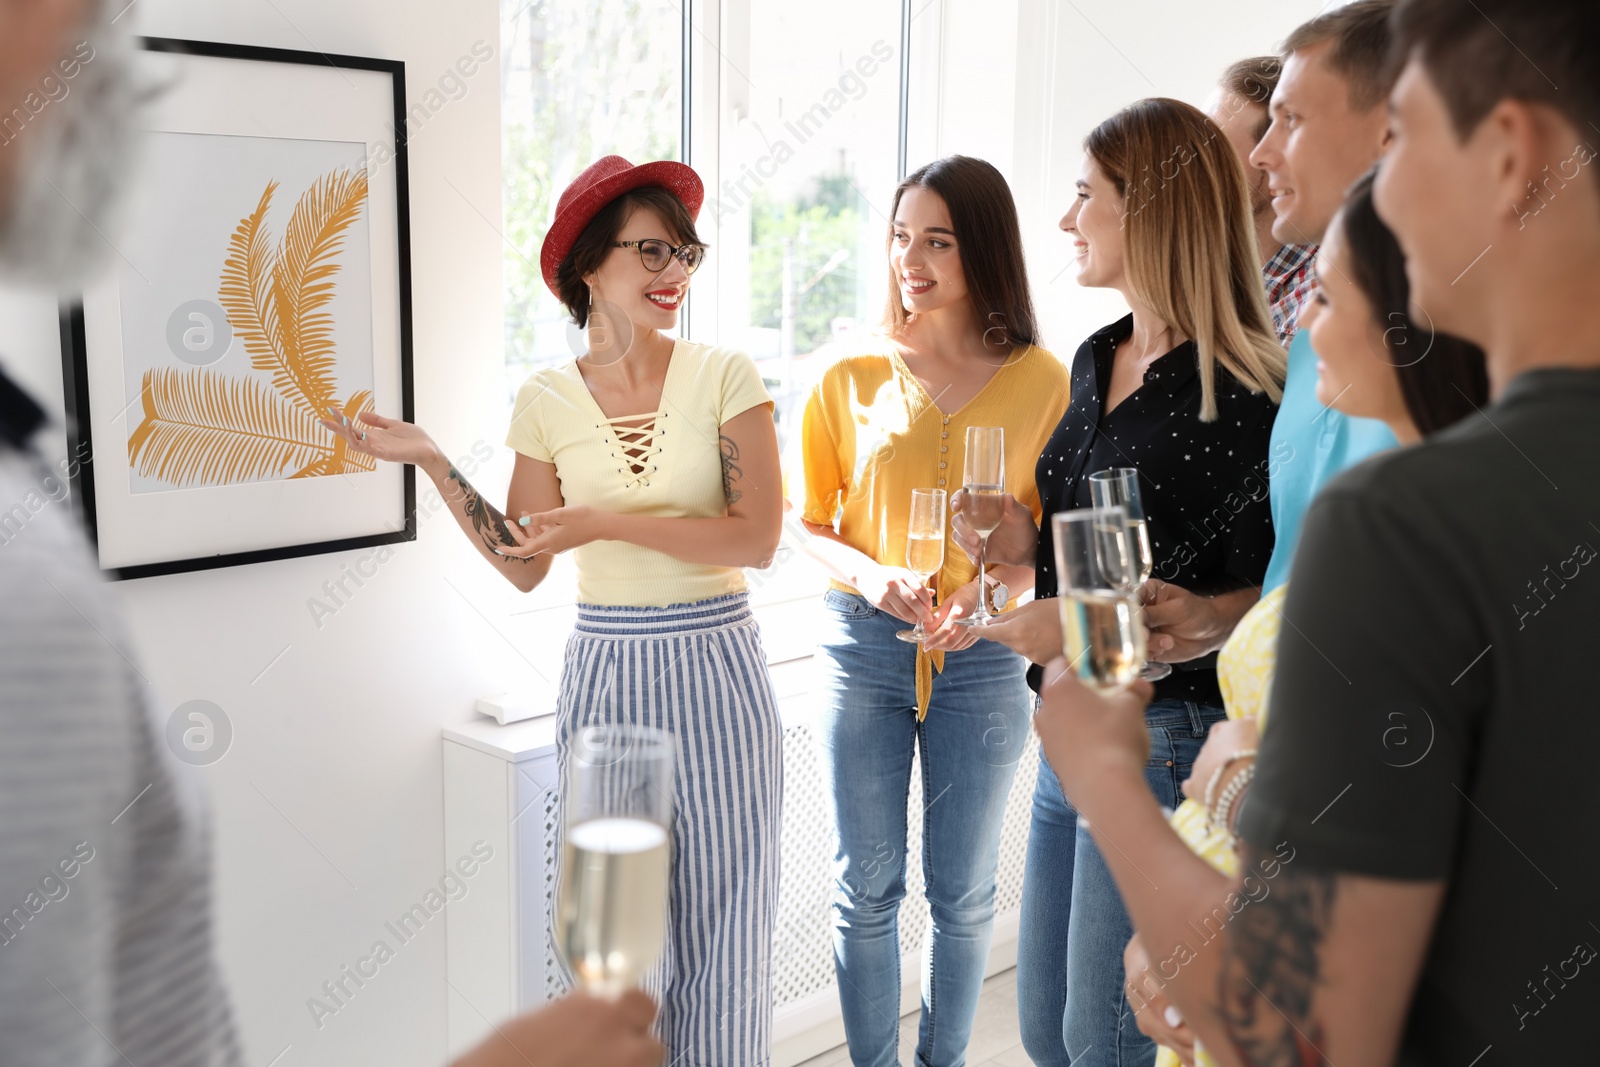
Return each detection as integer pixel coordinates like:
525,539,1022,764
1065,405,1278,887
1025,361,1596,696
60,37,415,579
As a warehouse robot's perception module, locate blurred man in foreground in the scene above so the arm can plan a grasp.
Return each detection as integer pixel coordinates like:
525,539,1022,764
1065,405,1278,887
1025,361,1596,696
0,2,660,1064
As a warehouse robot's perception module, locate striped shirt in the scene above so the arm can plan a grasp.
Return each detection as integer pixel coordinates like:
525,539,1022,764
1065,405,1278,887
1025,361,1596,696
0,367,240,1067
1262,242,1318,345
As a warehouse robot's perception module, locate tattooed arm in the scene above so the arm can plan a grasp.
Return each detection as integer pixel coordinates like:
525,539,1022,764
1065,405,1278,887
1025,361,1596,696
1033,665,1446,1067
719,432,745,506
1060,779,1442,1067
423,450,563,593
505,403,782,569
319,410,561,592
1215,847,1443,1067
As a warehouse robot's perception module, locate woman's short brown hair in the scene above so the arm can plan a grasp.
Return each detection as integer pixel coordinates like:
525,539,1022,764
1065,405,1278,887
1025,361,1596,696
553,186,701,327
1219,56,1282,142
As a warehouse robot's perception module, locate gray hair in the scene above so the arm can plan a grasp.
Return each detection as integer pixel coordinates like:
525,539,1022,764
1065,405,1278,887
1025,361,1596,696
0,0,145,291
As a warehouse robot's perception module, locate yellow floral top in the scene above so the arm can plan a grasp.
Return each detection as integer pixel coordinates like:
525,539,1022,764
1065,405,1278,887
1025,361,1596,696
1157,583,1287,1067
798,339,1070,717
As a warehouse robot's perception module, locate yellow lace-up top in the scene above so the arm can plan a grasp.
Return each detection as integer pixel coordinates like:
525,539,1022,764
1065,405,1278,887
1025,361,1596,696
506,340,772,607
798,340,1070,718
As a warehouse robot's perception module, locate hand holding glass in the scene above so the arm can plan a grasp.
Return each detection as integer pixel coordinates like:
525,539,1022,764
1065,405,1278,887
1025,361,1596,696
954,426,1005,626
1051,507,1147,691
556,724,674,996
1088,467,1171,682
897,488,947,644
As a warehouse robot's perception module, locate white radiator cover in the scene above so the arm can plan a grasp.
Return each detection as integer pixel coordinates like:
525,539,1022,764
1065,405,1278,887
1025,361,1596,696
442,653,1040,1067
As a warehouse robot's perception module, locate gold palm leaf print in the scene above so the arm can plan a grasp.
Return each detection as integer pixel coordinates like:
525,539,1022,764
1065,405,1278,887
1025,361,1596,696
271,169,369,417
217,181,281,392
132,166,374,488
292,389,376,478
129,367,347,486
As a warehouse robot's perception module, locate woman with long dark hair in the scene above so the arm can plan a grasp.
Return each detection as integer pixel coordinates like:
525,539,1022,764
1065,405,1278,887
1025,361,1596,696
796,155,1070,1067
324,156,784,1066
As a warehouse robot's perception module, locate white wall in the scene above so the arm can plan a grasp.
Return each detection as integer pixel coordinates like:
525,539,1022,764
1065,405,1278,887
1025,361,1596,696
0,2,529,1064
914,0,1327,362
0,3,1331,1066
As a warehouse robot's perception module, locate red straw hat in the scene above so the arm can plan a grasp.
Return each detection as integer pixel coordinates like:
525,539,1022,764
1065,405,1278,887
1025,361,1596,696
539,155,705,297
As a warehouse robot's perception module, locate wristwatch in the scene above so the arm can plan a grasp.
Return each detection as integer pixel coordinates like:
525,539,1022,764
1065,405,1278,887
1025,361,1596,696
984,573,1009,613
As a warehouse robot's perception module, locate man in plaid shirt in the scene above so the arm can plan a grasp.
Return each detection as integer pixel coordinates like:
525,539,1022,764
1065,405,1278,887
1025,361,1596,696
1261,240,1317,345
1207,56,1320,345
1143,9,1401,663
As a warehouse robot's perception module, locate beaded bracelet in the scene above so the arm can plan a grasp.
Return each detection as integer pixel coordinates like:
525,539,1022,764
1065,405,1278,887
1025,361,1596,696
1200,747,1258,815
1226,765,1256,837
1211,762,1256,836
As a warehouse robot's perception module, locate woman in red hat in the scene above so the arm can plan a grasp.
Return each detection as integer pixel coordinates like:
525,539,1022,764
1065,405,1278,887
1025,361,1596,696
324,155,784,1066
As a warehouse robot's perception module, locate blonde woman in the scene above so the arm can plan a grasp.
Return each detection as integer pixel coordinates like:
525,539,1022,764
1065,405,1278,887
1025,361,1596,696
960,99,1286,1067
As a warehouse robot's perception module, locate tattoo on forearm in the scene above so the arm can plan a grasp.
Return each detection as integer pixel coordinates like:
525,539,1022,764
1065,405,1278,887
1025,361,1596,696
720,434,744,506
1221,844,1337,1067
446,465,532,564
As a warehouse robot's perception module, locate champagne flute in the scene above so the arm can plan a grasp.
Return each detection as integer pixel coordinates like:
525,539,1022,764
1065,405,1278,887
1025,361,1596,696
556,723,674,996
954,426,1006,627
1088,467,1171,682
896,487,947,644
1051,507,1147,691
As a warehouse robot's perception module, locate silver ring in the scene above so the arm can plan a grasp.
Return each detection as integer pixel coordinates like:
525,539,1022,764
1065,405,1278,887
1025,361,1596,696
360,431,367,442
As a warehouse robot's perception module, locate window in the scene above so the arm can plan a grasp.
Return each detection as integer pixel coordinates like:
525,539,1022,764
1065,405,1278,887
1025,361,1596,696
499,0,685,395
498,1,912,635
690,1,904,450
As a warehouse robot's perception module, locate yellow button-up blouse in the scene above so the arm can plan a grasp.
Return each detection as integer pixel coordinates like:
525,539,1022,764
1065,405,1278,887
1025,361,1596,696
799,341,1071,717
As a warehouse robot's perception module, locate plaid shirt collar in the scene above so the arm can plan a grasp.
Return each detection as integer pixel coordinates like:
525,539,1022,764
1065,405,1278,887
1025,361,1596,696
1262,242,1318,345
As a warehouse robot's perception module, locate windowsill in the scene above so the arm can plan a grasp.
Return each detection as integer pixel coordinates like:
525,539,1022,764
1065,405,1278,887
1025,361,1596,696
442,712,560,763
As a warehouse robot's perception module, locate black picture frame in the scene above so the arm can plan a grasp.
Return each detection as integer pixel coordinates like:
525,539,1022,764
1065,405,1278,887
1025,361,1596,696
59,36,416,581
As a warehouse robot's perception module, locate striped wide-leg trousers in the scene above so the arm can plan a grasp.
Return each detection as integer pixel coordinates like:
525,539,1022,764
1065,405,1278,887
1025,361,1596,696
555,592,783,1067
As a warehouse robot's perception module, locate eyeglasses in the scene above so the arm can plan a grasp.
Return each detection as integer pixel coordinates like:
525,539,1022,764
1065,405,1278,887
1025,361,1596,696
612,239,706,275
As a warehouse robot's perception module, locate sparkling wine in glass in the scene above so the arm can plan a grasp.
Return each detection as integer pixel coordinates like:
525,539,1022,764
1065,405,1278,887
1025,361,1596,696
1051,507,1148,691
557,724,674,996
1088,467,1170,682
954,426,1006,627
897,487,947,644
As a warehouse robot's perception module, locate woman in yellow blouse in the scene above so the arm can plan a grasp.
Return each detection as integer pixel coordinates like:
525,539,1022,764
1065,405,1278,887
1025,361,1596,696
796,155,1070,1067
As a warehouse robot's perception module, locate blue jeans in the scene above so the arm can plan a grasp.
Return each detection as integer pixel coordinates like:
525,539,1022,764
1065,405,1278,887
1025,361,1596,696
1016,698,1226,1067
814,589,1033,1067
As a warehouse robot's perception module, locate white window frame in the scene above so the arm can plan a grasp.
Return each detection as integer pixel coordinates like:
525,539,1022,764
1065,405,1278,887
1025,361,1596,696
497,2,940,650
673,0,940,651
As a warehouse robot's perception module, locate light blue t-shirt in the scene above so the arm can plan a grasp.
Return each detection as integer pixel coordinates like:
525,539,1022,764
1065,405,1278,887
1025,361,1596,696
1263,328,1398,591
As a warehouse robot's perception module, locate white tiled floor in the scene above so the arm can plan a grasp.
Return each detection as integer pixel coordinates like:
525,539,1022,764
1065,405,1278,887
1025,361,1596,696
794,968,1033,1066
